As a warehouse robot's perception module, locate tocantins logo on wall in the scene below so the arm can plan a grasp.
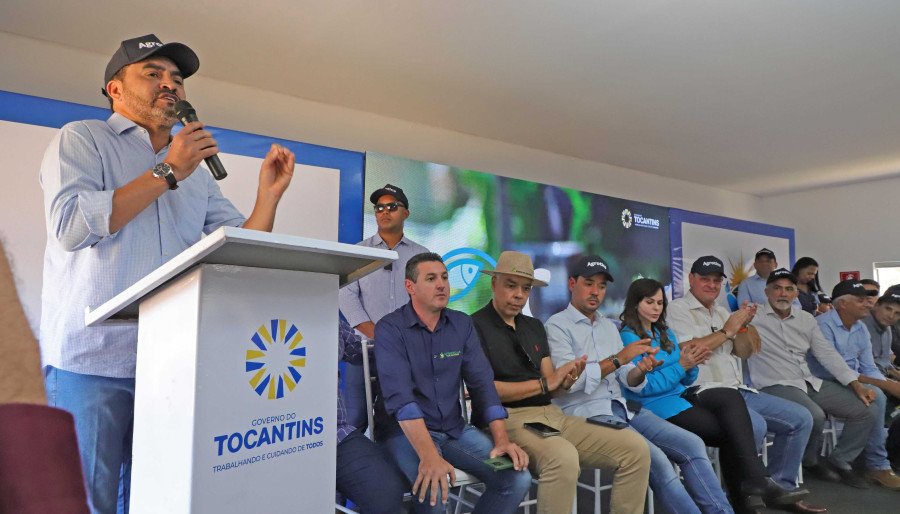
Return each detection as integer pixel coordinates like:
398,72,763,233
245,319,306,400
621,209,633,229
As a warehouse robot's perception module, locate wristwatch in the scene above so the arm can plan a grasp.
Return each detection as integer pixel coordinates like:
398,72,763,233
152,162,178,190
608,354,621,369
717,328,736,342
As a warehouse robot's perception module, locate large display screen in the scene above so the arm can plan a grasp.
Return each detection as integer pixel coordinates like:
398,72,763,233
363,152,672,322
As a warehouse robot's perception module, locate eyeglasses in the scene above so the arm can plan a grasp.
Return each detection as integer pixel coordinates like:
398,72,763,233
865,290,879,297
374,202,405,213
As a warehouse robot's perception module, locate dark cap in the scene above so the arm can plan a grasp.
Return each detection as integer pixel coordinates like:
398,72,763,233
755,248,776,260
369,184,409,210
880,291,900,306
569,255,614,282
766,268,798,285
831,279,868,300
104,34,199,86
818,292,833,304
689,256,725,277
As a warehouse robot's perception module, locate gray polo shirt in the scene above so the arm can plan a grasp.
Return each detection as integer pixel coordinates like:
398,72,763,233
860,313,894,373
748,301,858,392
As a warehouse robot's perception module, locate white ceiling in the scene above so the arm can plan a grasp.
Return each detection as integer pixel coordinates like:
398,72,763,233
3,1,900,196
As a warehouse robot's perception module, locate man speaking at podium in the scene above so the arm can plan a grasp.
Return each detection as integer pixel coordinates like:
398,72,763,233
39,34,295,513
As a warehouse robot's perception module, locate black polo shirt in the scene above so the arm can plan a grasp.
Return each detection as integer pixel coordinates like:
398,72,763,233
471,301,552,410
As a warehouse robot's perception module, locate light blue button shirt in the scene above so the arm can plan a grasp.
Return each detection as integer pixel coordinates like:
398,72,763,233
40,113,245,378
545,303,638,419
812,308,886,381
860,314,895,373
338,233,428,329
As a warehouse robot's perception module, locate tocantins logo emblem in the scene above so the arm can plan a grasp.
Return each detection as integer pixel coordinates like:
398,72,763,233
621,209,633,229
245,319,306,400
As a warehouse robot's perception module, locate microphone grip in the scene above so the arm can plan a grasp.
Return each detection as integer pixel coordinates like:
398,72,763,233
204,154,228,180
177,110,227,181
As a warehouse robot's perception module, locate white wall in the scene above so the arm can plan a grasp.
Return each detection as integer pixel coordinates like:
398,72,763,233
760,175,900,291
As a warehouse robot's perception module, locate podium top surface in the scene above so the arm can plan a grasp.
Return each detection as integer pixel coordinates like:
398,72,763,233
85,227,397,326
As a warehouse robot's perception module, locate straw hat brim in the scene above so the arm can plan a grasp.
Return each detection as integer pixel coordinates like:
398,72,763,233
480,269,548,287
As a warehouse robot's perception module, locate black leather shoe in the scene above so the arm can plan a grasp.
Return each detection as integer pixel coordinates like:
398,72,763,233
832,466,870,489
741,477,809,507
803,462,841,482
787,500,828,513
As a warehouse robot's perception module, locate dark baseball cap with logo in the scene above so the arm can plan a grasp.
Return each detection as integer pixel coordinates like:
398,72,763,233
569,255,614,282
369,184,409,210
104,34,199,88
689,256,725,277
766,268,798,285
831,279,868,300
755,248,776,260
880,290,900,306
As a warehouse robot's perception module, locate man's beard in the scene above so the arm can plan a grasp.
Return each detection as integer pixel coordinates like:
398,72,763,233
121,87,177,126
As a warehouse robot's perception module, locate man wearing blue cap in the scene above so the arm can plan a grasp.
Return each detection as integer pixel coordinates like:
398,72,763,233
40,34,296,513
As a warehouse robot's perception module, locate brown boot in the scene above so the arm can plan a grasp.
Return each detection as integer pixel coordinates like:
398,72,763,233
867,469,900,490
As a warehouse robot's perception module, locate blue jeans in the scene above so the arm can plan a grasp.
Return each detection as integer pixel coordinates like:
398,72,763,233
45,366,134,514
336,429,407,514
622,407,733,514
741,389,813,490
862,385,892,470
382,424,532,514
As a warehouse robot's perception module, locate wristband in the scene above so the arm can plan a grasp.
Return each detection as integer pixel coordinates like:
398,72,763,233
539,377,548,395
738,327,749,334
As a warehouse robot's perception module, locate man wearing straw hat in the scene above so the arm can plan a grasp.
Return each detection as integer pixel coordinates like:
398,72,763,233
472,251,650,514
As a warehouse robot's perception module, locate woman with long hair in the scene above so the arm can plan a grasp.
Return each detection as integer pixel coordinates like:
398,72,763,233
790,257,828,315
618,278,806,514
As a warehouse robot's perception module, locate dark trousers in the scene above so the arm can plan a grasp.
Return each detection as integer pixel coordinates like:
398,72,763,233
668,387,767,500
336,429,407,514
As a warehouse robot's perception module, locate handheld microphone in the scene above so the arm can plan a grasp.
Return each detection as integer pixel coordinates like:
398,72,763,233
174,100,227,180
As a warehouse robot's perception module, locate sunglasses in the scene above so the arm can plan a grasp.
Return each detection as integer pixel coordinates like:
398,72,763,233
374,202,405,213
865,290,879,297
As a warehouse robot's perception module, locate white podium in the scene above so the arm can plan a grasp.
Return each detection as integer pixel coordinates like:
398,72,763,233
86,227,396,514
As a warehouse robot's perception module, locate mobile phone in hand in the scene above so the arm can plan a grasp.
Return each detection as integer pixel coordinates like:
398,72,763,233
523,421,561,437
483,456,514,471
586,415,628,430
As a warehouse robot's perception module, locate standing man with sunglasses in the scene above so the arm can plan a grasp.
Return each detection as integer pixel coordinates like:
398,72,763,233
339,184,429,433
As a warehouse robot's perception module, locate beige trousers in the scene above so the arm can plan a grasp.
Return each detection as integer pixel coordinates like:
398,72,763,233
506,404,650,514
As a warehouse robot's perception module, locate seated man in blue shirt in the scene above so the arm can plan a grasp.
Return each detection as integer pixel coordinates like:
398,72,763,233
737,249,799,310
546,256,732,514
375,252,532,513
812,280,900,490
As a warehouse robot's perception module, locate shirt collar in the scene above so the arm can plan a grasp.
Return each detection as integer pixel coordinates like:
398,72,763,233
564,302,599,326
371,233,409,248
822,308,863,333
684,290,709,312
401,302,449,330
481,300,521,329
107,112,140,135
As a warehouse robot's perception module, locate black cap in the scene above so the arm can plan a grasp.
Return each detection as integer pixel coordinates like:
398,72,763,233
104,34,199,87
831,279,868,300
818,292,833,304
689,256,725,277
369,184,409,210
569,255,614,282
880,291,900,306
766,268,798,285
755,248,776,260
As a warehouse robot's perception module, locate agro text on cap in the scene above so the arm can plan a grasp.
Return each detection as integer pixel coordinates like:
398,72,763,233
831,279,868,300
766,268,798,285
569,255,614,282
104,34,199,88
690,256,725,276
369,184,410,210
